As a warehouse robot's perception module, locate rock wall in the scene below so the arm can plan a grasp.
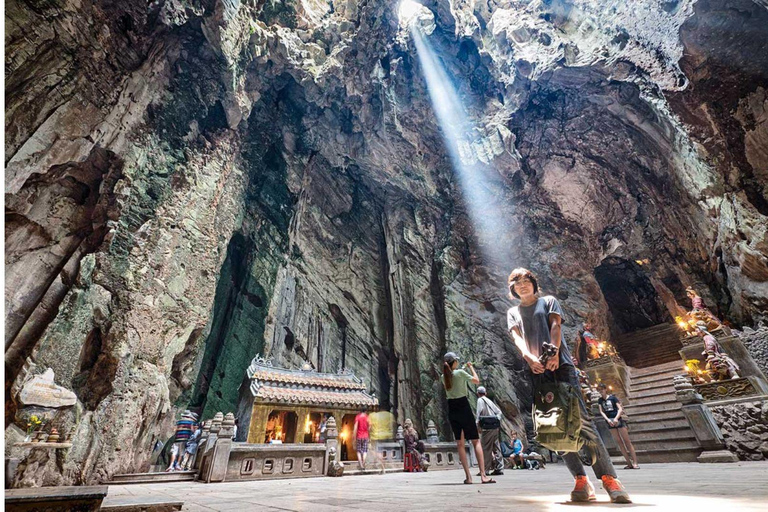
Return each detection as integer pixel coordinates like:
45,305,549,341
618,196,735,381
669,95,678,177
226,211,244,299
5,0,768,484
710,399,768,461
739,327,768,379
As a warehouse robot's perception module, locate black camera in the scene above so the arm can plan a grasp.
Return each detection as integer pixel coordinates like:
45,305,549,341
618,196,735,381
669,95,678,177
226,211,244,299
539,342,558,364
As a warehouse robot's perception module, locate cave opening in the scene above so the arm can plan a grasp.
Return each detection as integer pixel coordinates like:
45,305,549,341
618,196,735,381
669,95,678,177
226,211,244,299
594,257,671,337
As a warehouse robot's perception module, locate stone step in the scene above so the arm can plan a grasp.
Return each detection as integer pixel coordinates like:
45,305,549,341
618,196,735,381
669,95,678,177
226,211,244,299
610,446,702,464
626,357,683,369
631,437,700,451
628,392,680,407
630,360,685,377
622,409,686,424
344,466,405,476
620,345,683,357
630,370,682,386
106,471,196,485
627,426,696,443
625,418,690,433
629,386,677,400
630,379,677,393
623,399,681,415
615,324,680,343
101,496,184,512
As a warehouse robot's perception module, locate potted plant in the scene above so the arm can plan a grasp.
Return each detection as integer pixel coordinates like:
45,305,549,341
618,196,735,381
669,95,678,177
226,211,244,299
25,414,42,442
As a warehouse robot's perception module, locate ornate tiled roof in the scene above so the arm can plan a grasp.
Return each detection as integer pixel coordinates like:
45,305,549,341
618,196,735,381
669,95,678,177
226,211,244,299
246,355,378,408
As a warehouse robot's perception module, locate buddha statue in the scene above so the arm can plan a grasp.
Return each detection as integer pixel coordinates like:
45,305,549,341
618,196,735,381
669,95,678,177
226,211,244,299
685,287,721,331
697,324,740,381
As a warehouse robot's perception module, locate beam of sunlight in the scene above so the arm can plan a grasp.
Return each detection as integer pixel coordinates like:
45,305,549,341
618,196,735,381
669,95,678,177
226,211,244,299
403,2,508,261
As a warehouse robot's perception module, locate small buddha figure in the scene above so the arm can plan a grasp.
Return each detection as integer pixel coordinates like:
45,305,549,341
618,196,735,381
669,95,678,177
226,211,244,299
685,287,721,331
686,287,705,311
697,323,740,381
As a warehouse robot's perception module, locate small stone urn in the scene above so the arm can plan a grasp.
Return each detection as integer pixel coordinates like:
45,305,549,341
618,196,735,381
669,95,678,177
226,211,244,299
47,428,60,443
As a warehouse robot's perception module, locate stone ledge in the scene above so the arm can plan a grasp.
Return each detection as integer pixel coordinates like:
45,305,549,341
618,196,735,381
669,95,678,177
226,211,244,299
697,450,739,463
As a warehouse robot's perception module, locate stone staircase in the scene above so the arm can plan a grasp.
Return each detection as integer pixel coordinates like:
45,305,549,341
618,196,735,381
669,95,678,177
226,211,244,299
609,360,702,464
614,323,683,368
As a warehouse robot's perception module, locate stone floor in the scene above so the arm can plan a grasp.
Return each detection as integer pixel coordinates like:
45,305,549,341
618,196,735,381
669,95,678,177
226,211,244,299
104,461,768,511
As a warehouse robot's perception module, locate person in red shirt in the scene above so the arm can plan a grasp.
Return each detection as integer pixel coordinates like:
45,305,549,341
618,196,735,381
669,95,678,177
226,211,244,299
353,408,370,470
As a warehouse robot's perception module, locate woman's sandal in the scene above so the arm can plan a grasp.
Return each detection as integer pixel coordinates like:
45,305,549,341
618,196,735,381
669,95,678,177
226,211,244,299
463,478,473,484
481,478,497,484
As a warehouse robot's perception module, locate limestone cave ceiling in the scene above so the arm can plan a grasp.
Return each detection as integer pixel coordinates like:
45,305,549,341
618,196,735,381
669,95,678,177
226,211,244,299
4,0,768,484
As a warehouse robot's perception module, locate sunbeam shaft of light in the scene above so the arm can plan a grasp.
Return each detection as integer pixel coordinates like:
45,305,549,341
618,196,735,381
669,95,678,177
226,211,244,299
409,26,507,259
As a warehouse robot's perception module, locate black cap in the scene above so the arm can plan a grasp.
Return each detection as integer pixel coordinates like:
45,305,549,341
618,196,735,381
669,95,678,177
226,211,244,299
444,352,458,364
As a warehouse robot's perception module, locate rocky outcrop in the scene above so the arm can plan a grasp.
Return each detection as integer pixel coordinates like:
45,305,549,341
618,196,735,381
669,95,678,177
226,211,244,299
710,399,768,461
5,0,768,484
739,327,768,378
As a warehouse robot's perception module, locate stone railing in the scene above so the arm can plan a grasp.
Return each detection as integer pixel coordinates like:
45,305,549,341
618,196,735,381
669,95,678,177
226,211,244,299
227,444,327,481
194,414,468,482
421,442,467,470
671,375,738,463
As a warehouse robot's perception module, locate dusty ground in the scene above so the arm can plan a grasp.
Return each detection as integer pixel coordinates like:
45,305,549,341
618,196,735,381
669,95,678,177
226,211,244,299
103,461,768,511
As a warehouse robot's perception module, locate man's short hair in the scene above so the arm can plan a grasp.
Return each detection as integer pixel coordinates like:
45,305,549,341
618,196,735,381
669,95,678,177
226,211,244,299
507,268,539,299
597,383,607,390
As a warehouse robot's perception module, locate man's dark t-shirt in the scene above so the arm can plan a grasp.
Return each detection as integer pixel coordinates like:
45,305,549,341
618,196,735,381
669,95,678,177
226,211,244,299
598,395,620,419
507,296,574,367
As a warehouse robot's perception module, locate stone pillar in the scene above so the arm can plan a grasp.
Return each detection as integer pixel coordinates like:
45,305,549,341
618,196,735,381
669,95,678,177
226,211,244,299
197,412,223,479
205,413,235,483
295,407,310,444
324,416,343,476
426,420,439,444
396,425,405,458
673,376,738,463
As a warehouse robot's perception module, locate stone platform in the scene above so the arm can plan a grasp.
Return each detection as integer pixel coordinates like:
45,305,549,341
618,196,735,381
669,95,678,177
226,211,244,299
104,461,768,511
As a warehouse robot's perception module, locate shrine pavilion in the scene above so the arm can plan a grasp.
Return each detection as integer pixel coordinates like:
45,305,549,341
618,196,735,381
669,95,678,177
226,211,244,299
242,356,378,460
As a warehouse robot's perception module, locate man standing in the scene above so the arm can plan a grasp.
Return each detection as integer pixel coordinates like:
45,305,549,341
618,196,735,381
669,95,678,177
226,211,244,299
475,386,504,476
353,407,370,470
506,268,631,504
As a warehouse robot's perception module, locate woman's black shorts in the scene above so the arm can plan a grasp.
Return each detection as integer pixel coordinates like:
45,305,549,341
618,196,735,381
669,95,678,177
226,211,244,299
448,396,479,440
607,418,626,429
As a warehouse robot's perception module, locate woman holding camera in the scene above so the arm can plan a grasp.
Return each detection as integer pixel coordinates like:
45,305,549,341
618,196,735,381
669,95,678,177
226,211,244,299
442,352,495,484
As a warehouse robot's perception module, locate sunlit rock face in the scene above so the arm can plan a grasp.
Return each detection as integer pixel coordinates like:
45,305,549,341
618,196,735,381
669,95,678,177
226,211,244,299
5,0,767,483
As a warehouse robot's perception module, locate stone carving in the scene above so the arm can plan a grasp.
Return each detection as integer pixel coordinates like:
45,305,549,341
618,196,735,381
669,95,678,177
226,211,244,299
396,425,404,442
696,323,741,381
426,420,438,443
325,416,338,439
695,378,759,401
583,354,624,368
210,412,224,432
673,375,703,405
220,412,236,439
18,368,77,408
326,446,344,477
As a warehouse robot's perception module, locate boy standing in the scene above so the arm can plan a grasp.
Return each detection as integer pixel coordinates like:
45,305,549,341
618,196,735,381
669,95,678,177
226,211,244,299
506,268,630,503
